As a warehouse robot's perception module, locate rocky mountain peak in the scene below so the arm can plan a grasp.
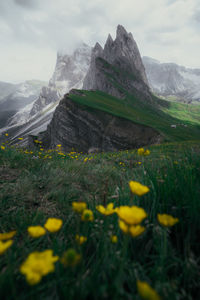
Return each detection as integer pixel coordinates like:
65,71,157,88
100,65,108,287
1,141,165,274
93,42,103,56
83,25,150,99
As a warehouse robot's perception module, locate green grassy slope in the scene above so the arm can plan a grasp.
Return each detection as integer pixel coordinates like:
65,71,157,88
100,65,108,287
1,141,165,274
0,142,200,299
69,90,200,142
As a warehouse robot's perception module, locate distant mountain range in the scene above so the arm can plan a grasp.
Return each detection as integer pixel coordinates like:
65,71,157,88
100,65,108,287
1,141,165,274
143,56,200,103
0,26,200,148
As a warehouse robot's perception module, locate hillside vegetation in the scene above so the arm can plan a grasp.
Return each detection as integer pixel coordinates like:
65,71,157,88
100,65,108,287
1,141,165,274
0,141,200,299
69,90,200,142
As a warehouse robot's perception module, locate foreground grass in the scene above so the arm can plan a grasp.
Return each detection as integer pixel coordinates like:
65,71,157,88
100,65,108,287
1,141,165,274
0,141,200,299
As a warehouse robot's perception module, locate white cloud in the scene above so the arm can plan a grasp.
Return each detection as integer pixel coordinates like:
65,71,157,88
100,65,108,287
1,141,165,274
0,0,200,82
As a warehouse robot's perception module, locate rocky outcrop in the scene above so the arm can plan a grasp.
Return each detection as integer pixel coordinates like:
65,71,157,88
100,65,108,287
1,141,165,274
41,90,161,153
83,25,151,100
143,56,200,103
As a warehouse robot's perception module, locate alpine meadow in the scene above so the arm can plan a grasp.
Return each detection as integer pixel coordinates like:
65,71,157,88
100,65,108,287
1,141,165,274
0,11,200,300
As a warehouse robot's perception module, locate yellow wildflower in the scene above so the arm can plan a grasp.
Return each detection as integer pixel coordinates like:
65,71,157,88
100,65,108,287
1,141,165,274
44,218,63,233
1,146,5,150
57,144,62,147
96,203,115,216
18,137,23,140
75,234,87,245
129,225,145,237
144,150,150,156
137,280,161,300
116,206,147,225
28,226,46,238
0,240,13,255
129,181,150,196
20,250,59,285
157,214,179,227
5,133,8,136
137,148,145,155
72,202,87,213
119,219,129,233
0,230,16,241
110,235,118,243
119,220,145,237
81,209,94,222
84,157,88,163
60,248,81,267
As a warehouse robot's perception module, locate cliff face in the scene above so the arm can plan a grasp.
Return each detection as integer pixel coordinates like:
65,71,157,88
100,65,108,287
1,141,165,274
83,25,151,100
41,90,161,153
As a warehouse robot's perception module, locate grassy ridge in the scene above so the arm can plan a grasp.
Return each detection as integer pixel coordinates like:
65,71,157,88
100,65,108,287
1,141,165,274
69,90,200,142
0,142,200,299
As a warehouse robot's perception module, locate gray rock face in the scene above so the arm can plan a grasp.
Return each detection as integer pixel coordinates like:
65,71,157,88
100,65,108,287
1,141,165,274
143,56,200,103
41,91,161,153
83,25,150,100
30,43,91,117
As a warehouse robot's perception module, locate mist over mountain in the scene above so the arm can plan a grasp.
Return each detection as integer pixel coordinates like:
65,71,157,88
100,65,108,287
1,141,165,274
30,43,91,117
0,43,91,143
0,80,46,129
143,56,200,103
0,81,17,101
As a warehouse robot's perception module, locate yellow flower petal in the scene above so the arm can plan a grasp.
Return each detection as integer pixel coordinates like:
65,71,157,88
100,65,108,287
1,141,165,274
96,203,115,216
81,209,94,222
72,202,87,213
157,214,179,227
110,235,118,243
129,225,145,237
0,240,13,255
44,218,63,233
116,206,147,225
137,280,161,300
129,181,150,196
137,148,145,155
75,235,87,245
0,230,16,241
118,220,129,233
20,250,59,285
28,226,46,238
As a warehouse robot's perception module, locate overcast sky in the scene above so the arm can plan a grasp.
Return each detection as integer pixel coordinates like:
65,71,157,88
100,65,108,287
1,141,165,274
0,0,200,83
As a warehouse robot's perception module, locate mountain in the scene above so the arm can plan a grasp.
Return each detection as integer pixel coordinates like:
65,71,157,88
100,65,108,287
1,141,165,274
143,56,200,103
0,81,17,101
39,26,164,152
0,80,46,129
0,43,91,143
38,90,160,153
83,25,151,100
30,43,91,117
